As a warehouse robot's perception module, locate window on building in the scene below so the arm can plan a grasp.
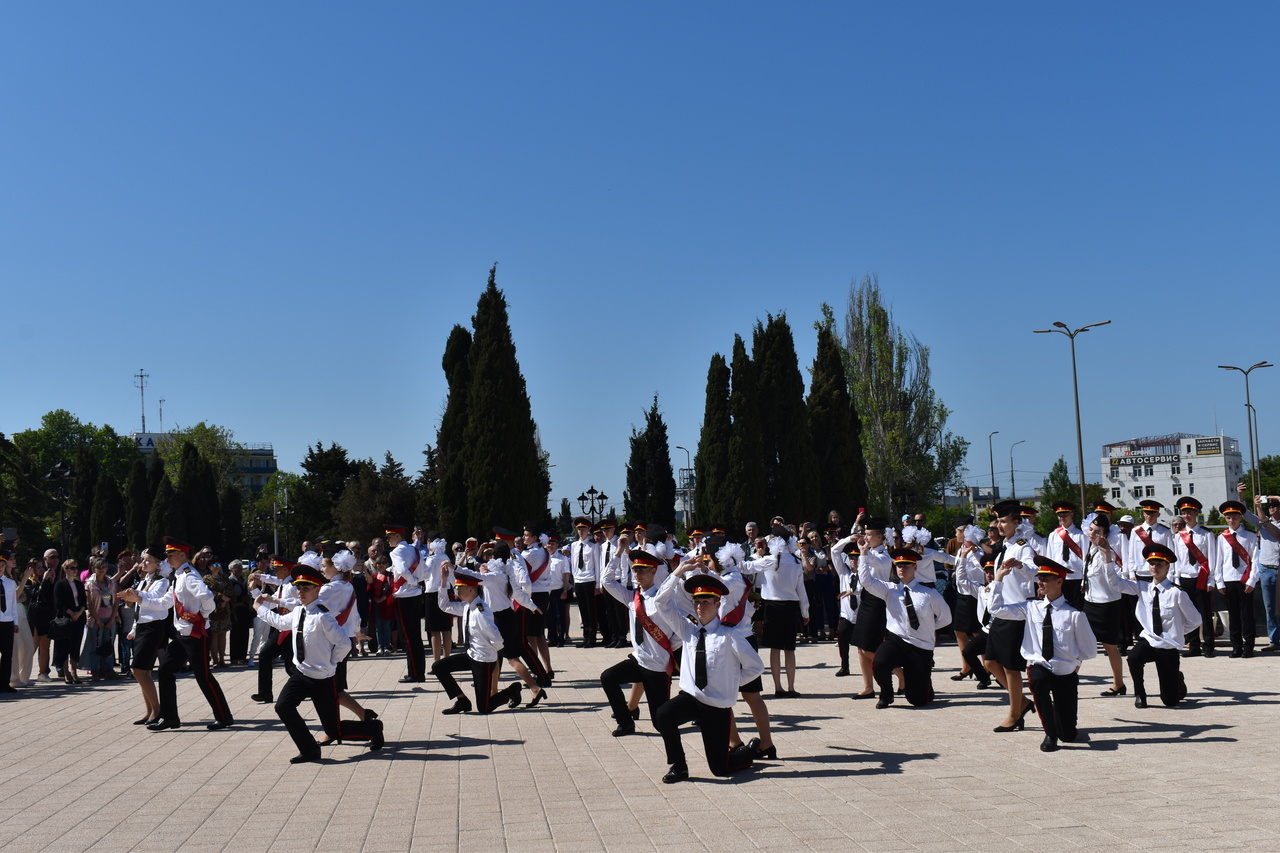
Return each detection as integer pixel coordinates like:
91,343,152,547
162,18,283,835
1187,443,1192,453
1145,465,1154,477
1146,486,1155,497
1187,463,1193,474
1171,465,1180,475
1111,488,1121,499
1189,483,1195,494
1132,487,1143,500
1132,469,1140,480
1172,484,1182,495
1110,467,1119,479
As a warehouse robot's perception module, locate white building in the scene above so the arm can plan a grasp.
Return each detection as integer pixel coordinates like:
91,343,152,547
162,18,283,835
1101,433,1244,520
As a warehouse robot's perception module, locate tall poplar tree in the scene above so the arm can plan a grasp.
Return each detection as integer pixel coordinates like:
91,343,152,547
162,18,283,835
436,325,473,543
808,308,868,519
753,314,820,523
694,352,731,528
623,396,677,529
725,335,766,531
88,469,126,555
461,266,545,531
146,475,179,547
125,457,151,550
220,485,243,559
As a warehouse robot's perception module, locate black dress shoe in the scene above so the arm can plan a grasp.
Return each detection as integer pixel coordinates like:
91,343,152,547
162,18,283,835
147,718,181,731
134,718,156,726
1040,736,1059,753
1203,649,1216,658
1243,649,1255,658
1230,650,1243,658
507,685,522,709
290,754,321,764
631,707,641,721
611,723,636,737
369,720,385,750
442,696,472,715
398,675,423,683
527,688,547,708
662,765,689,784
1134,696,1148,709
875,698,892,709
250,693,273,704
834,668,851,677
206,718,234,731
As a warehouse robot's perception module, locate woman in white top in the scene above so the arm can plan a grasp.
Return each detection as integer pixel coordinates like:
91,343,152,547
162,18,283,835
119,550,170,726
1083,517,1127,696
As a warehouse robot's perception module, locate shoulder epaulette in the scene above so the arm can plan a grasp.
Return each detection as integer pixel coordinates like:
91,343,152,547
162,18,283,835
475,601,485,612
317,604,329,613
1016,539,1027,546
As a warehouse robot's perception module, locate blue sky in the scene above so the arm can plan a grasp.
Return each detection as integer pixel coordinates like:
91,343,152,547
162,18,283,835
4,3,1278,518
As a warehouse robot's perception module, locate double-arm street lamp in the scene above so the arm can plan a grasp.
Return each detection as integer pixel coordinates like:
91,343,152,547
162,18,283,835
1009,440,1026,501
987,430,1000,499
1219,361,1273,496
577,485,609,525
1033,320,1111,513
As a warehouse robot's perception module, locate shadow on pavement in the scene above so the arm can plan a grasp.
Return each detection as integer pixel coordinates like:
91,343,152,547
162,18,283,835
764,745,942,778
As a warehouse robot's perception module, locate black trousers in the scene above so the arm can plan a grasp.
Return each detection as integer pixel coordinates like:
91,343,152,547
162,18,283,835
430,652,507,714
1128,638,1187,706
1223,581,1256,652
158,632,231,723
1119,593,1139,647
654,691,750,776
504,607,549,684
1028,663,1079,742
1178,579,1216,653
872,633,935,706
276,669,380,757
0,621,13,687
258,627,295,699
600,655,671,725
396,595,426,681
229,606,252,661
604,594,627,644
836,617,856,670
574,582,598,644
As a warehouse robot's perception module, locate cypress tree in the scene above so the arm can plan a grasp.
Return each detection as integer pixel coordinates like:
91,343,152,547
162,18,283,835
725,335,766,532
88,468,126,555
333,460,381,543
220,485,243,559
753,314,821,523
197,455,223,553
67,445,99,559
461,266,544,531
436,325,473,543
375,452,417,529
172,442,202,545
293,443,354,539
146,475,179,547
808,314,868,520
641,396,677,530
416,445,441,533
624,423,650,522
694,353,731,528
125,457,151,550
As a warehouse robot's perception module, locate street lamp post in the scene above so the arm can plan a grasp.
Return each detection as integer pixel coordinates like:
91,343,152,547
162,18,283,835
576,486,609,525
987,430,1000,500
44,461,75,553
1219,361,1273,496
1034,320,1112,513
1009,440,1026,501
675,445,693,525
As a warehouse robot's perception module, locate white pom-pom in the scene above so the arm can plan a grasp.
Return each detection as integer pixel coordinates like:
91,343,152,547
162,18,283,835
716,542,745,569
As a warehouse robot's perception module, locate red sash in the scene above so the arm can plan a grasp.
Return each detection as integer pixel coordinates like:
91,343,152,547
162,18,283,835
1179,529,1211,590
336,594,356,626
1135,526,1153,547
634,590,674,675
1224,531,1253,584
528,550,549,584
721,577,753,628
1056,527,1083,561
172,586,207,639
391,547,421,594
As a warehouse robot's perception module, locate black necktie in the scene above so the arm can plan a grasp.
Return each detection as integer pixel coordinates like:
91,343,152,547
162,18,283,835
1151,586,1161,636
981,602,991,627
1061,531,1070,562
904,587,919,630
1041,604,1054,660
1232,547,1240,569
634,590,645,645
577,543,584,570
296,608,307,663
462,604,471,648
0,580,6,613
695,628,708,689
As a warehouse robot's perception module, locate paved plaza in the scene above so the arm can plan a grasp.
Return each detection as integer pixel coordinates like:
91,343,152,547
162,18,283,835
0,642,1276,852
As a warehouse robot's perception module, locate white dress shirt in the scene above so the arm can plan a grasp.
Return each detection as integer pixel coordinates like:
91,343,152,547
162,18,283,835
603,570,683,672
390,540,423,598
744,539,809,618
994,537,1038,615
1048,525,1087,580
857,567,951,650
1124,577,1203,650
988,591,1097,675
133,573,172,624
438,589,504,662
1126,523,1174,578
832,536,859,623
170,564,214,637
255,599,350,678
656,582,764,708
1083,546,1128,604
570,538,600,584
0,577,17,623
1171,525,1217,583
466,560,535,613
522,546,553,594
1214,526,1258,587
318,579,360,639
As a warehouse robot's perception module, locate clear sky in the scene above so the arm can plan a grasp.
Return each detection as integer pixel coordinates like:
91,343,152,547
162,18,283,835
4,3,1278,518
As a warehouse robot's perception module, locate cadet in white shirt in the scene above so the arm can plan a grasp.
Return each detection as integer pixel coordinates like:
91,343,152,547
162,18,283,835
599,550,681,736
118,549,170,724
387,524,427,683
1214,500,1259,657
831,535,860,678
433,570,523,714
1048,502,1087,608
859,548,951,709
851,518,893,700
521,523,555,680
990,556,1097,752
0,548,18,693
959,553,997,690
987,502,1038,733
254,563,384,762
1170,497,1218,657
470,535,547,706
652,573,764,784
1128,500,1174,581
1121,543,1202,708
1082,517,1129,697
569,518,602,647
744,525,809,698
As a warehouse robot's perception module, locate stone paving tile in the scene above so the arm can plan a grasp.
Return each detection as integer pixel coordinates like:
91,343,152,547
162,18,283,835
3,644,1280,850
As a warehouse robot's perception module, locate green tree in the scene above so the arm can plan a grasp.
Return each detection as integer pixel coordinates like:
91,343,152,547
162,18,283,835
809,305,868,520
436,325,473,543
153,422,244,487
753,314,820,523
220,485,243,559
842,274,967,517
11,410,139,489
556,498,573,538
725,335,766,531
197,455,223,553
624,396,677,529
89,468,126,555
146,475,179,547
376,452,418,528
333,460,381,543
0,433,49,562
416,445,441,533
67,445,100,559
694,352,731,527
1034,456,1108,536
124,458,151,550
291,443,355,540
171,442,203,545
461,266,546,531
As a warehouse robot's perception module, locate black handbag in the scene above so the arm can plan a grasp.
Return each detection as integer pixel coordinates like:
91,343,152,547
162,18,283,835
48,616,72,640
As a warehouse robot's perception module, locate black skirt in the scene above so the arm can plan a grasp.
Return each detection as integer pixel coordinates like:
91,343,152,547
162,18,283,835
951,594,980,634
760,600,801,650
131,620,168,671
987,616,1026,671
1084,598,1124,646
852,590,887,652
424,592,455,633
